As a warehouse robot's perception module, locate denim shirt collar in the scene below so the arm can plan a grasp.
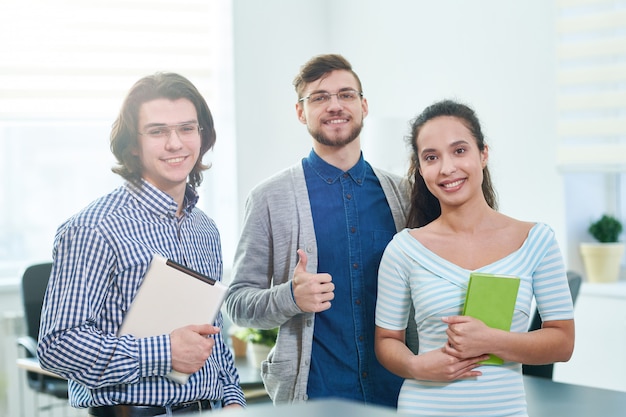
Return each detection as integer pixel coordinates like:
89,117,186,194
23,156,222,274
305,148,366,185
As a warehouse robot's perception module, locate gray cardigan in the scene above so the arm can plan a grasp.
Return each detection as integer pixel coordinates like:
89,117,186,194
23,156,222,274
225,161,413,404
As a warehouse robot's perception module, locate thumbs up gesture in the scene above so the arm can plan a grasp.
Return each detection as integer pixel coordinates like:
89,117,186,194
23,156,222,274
292,249,335,313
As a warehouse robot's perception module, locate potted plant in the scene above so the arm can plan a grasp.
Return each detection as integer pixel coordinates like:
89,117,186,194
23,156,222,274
233,327,278,368
580,214,624,283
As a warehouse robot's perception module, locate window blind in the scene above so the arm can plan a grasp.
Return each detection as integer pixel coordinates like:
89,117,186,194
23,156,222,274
556,0,626,171
0,0,223,120
0,0,237,279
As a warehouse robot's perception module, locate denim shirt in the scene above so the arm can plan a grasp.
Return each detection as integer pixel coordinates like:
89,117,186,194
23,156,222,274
303,150,403,408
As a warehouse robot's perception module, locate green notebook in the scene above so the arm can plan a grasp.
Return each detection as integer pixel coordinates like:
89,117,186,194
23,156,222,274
462,272,521,365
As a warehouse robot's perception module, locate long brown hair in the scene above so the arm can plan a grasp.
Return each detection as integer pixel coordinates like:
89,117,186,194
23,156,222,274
110,72,216,188
406,100,498,228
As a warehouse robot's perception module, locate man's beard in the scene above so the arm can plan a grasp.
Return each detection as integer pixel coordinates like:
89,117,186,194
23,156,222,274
308,119,363,147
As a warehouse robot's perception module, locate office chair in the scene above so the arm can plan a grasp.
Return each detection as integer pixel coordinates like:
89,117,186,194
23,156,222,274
522,270,582,379
16,262,69,399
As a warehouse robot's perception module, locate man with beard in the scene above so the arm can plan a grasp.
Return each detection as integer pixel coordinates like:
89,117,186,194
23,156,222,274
226,54,412,408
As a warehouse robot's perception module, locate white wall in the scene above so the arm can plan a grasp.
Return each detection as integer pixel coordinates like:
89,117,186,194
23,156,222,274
232,0,568,260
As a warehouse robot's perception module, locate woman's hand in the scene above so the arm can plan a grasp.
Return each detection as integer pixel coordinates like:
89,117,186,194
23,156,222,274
409,345,489,382
442,315,493,360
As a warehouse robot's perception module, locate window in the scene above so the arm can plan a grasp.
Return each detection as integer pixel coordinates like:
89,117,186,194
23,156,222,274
556,0,626,277
556,0,626,172
0,0,237,280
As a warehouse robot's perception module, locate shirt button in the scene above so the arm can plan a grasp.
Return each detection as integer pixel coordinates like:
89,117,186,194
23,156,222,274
350,227,356,233
362,372,368,378
346,194,352,200
355,299,361,305
352,263,358,269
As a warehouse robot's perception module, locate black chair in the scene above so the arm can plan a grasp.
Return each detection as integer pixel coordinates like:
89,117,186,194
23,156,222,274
16,262,69,400
522,270,582,379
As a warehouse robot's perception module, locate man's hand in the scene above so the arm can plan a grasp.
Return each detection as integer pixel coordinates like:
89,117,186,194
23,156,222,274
170,324,220,374
292,249,334,312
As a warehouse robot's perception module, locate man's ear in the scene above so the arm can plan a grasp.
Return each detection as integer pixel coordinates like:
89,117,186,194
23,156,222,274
361,96,369,119
296,103,306,124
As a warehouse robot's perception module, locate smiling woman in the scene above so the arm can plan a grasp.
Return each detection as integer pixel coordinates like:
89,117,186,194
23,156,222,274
0,0,238,281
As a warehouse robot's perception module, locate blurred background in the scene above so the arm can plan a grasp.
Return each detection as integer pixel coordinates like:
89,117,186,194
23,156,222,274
1,0,625,414
1,0,624,282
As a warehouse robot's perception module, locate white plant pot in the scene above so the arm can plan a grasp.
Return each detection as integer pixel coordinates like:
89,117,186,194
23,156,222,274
580,242,625,283
247,343,272,369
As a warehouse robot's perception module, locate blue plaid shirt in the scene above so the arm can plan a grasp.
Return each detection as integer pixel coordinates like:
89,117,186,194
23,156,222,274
37,180,245,408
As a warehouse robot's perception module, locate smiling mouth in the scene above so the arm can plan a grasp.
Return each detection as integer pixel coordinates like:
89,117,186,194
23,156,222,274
442,179,465,188
165,156,185,164
326,118,348,125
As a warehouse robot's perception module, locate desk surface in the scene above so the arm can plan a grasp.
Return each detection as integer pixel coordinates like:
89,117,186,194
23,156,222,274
16,357,63,378
524,375,626,416
222,376,626,417
17,357,263,385
17,356,268,402
225,398,397,417
580,281,626,299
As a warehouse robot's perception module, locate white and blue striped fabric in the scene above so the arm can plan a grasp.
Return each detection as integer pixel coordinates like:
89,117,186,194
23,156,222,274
376,223,574,416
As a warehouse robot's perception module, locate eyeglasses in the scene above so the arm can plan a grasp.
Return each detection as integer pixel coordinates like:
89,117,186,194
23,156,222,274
298,89,363,105
139,123,203,140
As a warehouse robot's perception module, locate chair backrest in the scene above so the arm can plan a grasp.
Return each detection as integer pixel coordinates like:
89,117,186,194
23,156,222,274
523,270,582,379
565,270,582,307
18,262,69,399
21,262,53,343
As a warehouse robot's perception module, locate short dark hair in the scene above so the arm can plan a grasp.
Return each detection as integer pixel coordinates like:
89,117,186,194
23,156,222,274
406,99,498,228
293,54,363,99
110,72,216,188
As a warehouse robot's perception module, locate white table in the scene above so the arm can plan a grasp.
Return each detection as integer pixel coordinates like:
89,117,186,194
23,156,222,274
554,281,626,392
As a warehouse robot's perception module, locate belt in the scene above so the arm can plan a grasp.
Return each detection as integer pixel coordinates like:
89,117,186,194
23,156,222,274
88,400,212,417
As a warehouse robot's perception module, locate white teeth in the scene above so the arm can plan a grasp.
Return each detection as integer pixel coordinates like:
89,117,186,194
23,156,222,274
166,157,184,163
443,179,464,188
328,119,347,124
